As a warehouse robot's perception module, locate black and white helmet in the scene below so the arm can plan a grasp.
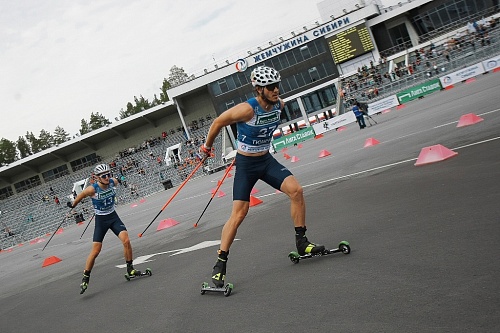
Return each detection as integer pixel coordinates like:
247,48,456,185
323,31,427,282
250,66,281,87
93,163,110,175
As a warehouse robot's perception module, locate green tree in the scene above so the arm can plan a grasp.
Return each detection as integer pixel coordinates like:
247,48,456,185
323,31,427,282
167,65,193,87
79,119,91,135
159,78,171,102
88,112,111,131
38,129,53,150
0,138,17,166
53,126,70,145
25,131,42,153
16,136,31,158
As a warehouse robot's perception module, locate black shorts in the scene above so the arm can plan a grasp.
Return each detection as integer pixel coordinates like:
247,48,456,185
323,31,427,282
233,152,293,201
93,211,127,243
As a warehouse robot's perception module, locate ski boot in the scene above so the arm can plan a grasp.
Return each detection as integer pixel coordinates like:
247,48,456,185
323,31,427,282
295,226,325,256
80,273,90,294
124,266,152,281
211,251,228,288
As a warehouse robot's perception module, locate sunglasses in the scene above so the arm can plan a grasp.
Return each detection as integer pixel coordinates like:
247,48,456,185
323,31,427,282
99,173,111,179
265,83,280,91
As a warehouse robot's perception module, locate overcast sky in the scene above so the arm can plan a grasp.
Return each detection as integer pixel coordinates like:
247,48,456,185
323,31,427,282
0,0,324,142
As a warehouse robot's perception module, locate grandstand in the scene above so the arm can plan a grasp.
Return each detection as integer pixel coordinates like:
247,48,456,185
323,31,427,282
1,0,499,250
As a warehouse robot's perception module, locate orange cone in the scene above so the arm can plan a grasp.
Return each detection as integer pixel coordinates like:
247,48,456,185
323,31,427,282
315,134,324,139
55,228,64,235
445,85,454,90
284,153,291,159
42,256,62,267
396,104,406,110
217,190,226,198
251,188,259,194
337,126,346,131
275,189,282,194
156,218,179,231
318,150,331,158
227,172,232,178
382,109,391,114
249,196,263,207
465,78,476,84
291,156,300,162
297,144,303,149
456,113,484,127
414,144,458,166
364,138,380,148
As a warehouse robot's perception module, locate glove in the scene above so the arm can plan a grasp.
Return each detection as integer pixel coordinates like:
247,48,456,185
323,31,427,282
67,202,74,209
199,144,213,158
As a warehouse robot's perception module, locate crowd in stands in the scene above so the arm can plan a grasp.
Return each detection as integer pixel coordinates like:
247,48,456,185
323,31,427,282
340,15,499,108
0,114,222,249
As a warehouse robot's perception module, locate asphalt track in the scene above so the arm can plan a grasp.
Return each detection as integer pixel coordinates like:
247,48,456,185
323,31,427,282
1,72,499,333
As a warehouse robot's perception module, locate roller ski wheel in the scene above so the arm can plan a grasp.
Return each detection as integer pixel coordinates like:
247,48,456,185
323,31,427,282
200,282,234,297
124,268,152,281
288,241,350,263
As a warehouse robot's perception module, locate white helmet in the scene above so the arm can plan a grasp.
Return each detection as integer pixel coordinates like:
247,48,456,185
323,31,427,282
93,163,110,175
250,66,281,87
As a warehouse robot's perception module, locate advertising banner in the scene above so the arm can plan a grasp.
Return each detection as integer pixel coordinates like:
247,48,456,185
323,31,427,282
397,79,442,103
367,95,399,114
272,127,316,150
312,111,356,135
482,54,500,71
439,63,485,87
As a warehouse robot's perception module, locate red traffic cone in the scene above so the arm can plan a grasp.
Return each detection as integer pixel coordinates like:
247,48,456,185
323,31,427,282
315,134,324,139
456,113,484,127
318,149,331,158
251,188,259,194
414,144,458,166
284,153,291,159
290,156,300,162
42,256,62,267
337,126,346,131
364,138,380,148
297,144,303,149
249,196,263,207
156,218,179,231
217,190,226,198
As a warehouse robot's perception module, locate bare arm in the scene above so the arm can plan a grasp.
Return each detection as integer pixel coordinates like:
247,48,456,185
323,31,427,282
204,102,254,148
71,186,95,207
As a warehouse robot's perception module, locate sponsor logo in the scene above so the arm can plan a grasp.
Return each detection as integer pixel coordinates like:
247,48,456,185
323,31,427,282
443,76,452,85
235,59,248,72
255,112,280,125
486,60,497,69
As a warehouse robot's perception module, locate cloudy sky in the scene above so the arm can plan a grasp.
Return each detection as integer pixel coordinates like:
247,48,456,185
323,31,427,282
0,0,323,142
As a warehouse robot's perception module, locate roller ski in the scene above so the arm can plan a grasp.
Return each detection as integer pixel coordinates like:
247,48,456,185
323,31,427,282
124,268,152,281
201,250,233,297
289,240,350,264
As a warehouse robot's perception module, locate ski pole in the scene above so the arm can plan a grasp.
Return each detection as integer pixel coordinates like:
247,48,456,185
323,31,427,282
194,159,235,228
79,213,96,239
138,156,208,237
42,209,72,251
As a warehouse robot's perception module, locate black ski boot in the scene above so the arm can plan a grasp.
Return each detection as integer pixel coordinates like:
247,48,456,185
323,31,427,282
80,272,90,294
211,250,228,288
127,263,142,277
295,226,325,255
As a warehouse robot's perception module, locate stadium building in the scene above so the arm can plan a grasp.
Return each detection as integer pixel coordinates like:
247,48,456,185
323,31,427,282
1,0,499,247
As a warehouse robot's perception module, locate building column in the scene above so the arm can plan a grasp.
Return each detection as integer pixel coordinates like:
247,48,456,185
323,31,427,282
173,97,191,141
296,97,310,127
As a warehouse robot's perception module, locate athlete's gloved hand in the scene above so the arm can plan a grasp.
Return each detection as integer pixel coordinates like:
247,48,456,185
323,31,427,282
199,144,213,159
67,202,74,209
